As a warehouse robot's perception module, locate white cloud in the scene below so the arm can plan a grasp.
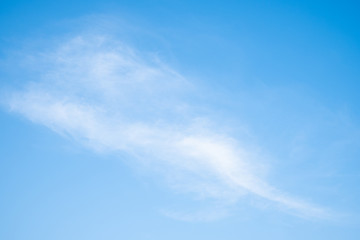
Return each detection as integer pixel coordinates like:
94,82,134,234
5,33,329,220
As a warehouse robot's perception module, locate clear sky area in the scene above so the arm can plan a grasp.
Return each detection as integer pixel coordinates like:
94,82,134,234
1,0,360,239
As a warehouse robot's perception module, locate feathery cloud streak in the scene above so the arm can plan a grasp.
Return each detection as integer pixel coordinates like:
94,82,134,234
5,34,328,219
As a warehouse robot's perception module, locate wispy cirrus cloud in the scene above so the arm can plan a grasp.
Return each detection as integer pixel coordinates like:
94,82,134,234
4,32,329,220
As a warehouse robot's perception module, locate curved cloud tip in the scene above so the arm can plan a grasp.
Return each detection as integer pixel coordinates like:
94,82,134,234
4,32,330,220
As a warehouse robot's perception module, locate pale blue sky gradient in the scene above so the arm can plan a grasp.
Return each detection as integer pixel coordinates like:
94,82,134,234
1,1,360,239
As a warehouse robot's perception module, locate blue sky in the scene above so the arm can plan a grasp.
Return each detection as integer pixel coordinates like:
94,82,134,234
1,0,360,239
